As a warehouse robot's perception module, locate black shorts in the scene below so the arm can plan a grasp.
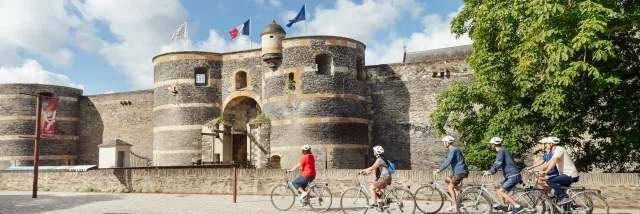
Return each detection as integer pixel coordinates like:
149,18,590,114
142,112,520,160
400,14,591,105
448,173,468,186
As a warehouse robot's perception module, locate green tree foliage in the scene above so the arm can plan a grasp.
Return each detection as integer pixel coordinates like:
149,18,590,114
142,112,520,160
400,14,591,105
431,0,640,172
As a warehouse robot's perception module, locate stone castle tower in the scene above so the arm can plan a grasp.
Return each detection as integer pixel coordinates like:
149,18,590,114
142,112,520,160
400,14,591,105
0,21,474,170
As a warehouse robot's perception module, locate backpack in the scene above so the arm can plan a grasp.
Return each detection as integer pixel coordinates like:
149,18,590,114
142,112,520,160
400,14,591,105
386,160,396,174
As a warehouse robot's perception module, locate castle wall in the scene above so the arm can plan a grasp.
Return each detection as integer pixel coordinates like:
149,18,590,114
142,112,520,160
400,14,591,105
77,90,154,165
367,58,473,170
220,49,264,115
0,84,82,169
263,36,368,169
152,52,223,166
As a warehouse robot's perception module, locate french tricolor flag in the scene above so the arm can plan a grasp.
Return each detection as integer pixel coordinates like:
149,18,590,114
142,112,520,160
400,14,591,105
229,19,250,40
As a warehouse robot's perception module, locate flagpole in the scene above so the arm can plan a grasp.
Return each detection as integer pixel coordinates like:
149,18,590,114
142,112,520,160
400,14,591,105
304,1,308,36
185,20,189,51
250,18,252,49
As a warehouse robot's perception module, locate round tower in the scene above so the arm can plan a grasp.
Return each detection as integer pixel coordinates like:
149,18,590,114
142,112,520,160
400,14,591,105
151,51,223,166
0,84,82,169
263,36,368,169
261,20,286,69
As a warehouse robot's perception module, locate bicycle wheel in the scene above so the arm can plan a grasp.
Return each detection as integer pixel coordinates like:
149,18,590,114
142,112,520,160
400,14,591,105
340,188,370,214
513,190,552,214
308,186,333,212
413,186,444,213
574,192,608,214
385,188,416,213
270,184,295,211
457,187,492,214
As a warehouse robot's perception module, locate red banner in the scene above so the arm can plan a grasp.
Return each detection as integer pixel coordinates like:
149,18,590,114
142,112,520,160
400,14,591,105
41,98,57,138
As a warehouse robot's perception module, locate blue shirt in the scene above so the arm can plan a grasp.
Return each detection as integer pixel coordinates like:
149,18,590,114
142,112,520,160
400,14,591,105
543,152,559,175
438,146,469,175
488,147,520,177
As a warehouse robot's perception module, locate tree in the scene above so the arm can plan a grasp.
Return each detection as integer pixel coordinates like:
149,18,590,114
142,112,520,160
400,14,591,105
430,0,640,172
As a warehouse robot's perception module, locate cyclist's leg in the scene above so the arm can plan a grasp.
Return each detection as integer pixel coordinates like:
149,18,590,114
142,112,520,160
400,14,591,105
292,175,306,194
448,173,466,209
546,174,572,200
498,175,521,208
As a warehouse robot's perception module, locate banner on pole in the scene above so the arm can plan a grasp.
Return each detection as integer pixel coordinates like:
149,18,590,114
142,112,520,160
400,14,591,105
41,98,57,138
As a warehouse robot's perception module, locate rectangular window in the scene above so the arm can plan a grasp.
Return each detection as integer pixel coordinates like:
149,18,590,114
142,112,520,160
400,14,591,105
195,67,208,86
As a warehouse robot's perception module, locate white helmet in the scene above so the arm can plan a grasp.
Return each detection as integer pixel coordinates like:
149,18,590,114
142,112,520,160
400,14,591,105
547,137,560,144
537,137,549,144
442,136,455,143
301,145,311,150
373,146,384,154
489,137,503,145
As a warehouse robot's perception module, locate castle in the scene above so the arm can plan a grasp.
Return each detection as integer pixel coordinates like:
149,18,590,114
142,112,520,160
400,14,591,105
0,21,473,170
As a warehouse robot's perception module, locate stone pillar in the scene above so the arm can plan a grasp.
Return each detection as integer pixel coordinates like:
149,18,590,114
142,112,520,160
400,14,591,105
248,122,271,168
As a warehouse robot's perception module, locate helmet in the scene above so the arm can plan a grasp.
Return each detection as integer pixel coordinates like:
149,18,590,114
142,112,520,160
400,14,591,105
373,146,384,154
489,137,503,145
547,137,560,144
442,136,455,143
537,137,549,144
301,145,311,150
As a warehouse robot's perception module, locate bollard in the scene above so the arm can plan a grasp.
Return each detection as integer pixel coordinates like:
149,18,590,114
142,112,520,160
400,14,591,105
233,167,237,203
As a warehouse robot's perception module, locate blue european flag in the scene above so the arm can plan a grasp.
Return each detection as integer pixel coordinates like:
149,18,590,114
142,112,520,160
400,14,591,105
286,4,305,27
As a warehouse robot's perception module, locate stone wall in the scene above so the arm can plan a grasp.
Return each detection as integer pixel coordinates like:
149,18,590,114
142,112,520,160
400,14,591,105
0,84,82,168
0,169,637,208
366,58,473,170
77,90,154,165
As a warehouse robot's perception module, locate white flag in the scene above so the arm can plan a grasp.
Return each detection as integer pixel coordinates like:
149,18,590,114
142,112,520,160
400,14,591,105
171,21,187,42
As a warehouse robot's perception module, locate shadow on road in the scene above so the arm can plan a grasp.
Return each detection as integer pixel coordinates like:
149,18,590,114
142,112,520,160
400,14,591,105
0,193,121,214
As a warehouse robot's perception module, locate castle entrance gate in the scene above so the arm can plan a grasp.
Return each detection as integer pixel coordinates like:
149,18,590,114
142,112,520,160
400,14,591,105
222,96,260,167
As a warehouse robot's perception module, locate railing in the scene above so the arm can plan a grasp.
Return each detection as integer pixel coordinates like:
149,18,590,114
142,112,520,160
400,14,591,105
129,151,152,167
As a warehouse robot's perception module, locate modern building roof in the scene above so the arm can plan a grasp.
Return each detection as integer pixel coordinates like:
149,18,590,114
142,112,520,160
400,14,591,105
260,20,286,36
98,138,133,148
403,44,473,62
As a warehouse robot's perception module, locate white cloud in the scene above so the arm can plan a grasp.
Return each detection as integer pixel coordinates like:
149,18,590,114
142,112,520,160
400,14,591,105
105,91,114,94
365,5,472,65
0,59,84,89
0,0,81,67
268,0,282,7
282,0,424,43
72,0,189,90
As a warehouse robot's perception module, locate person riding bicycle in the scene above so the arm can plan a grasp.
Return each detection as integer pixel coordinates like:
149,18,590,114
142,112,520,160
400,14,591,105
287,145,316,203
359,145,391,208
540,137,580,205
524,137,559,196
432,135,469,212
482,137,524,214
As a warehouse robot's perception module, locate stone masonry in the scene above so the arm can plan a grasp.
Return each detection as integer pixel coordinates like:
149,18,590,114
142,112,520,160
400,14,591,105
0,21,477,170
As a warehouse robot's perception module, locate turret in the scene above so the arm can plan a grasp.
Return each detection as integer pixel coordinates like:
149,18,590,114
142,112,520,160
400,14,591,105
261,20,286,69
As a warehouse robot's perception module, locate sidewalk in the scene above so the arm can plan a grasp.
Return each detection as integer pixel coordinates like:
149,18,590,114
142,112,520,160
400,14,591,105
0,191,637,214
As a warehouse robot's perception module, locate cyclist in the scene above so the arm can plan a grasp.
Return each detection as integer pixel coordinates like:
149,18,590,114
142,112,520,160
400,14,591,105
483,137,524,214
433,135,469,212
540,137,580,205
524,137,559,196
359,145,391,208
287,144,316,204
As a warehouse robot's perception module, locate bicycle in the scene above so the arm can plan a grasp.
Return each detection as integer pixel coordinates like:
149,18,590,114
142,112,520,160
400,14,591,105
517,177,609,214
340,172,416,214
413,174,470,213
458,174,542,214
270,171,333,212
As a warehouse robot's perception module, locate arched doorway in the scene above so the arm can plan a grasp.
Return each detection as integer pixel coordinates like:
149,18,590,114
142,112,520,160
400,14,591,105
223,96,261,167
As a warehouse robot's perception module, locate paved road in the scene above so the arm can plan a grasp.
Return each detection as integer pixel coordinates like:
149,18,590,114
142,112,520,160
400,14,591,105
0,191,637,214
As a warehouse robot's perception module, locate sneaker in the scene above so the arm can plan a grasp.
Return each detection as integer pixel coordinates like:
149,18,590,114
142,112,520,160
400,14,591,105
368,203,378,208
494,205,509,211
511,206,524,214
557,197,573,205
299,192,308,200
547,193,556,198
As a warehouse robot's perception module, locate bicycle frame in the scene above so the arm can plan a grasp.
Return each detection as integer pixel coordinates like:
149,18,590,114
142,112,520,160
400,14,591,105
351,173,412,208
431,174,459,203
471,176,509,207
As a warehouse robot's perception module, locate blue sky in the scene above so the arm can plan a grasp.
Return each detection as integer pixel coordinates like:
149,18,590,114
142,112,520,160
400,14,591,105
0,0,470,95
